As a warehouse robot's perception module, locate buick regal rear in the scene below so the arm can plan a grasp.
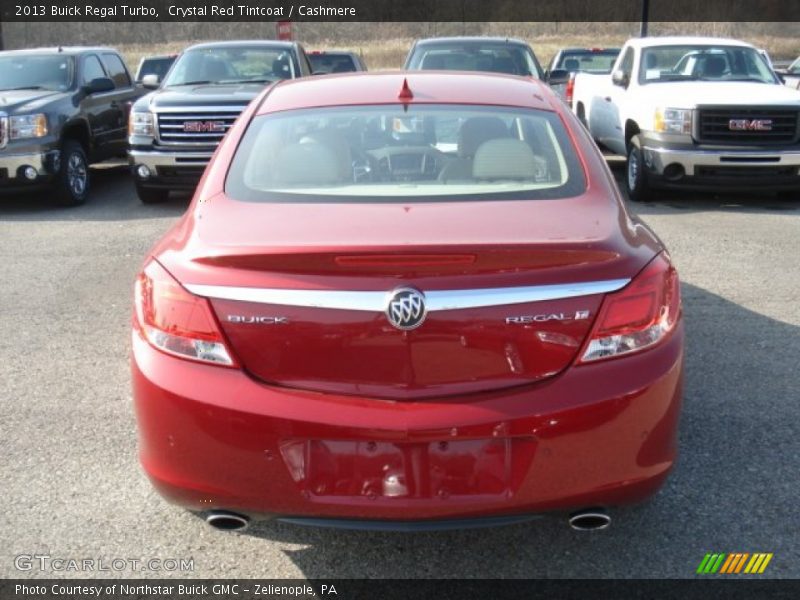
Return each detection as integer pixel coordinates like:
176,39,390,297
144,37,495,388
131,72,684,532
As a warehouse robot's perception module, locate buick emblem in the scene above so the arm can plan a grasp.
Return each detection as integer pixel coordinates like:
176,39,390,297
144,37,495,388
728,118,772,132
385,288,426,331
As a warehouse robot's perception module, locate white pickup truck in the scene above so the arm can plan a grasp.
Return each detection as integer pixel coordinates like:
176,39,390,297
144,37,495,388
572,36,800,201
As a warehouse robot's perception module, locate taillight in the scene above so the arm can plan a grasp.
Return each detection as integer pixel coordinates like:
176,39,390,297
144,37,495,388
579,253,680,363
565,75,575,108
133,260,237,367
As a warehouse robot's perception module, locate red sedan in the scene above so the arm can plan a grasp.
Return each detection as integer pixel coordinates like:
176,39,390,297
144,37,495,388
131,71,683,532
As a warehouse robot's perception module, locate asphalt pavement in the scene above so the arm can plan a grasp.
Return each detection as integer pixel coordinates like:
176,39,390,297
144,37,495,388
1,162,798,578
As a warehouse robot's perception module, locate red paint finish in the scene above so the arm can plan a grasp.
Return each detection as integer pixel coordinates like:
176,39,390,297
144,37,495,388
212,294,603,400
131,72,684,524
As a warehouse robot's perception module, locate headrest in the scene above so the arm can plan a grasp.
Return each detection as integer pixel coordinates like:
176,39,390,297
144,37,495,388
702,55,727,77
272,142,342,185
473,138,538,180
458,117,509,158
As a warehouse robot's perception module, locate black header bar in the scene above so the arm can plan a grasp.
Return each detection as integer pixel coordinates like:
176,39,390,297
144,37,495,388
1,0,799,22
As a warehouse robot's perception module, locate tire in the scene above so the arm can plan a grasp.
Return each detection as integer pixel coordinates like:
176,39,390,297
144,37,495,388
135,182,169,204
54,140,90,207
625,135,652,203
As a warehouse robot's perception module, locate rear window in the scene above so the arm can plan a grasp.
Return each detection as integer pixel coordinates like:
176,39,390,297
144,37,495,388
309,53,358,74
136,56,176,82
225,104,585,203
556,50,619,73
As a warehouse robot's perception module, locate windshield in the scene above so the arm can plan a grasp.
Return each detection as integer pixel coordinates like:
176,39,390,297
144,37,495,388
789,57,800,74
408,44,542,78
639,45,777,84
225,104,585,203
556,50,620,73
0,54,74,91
163,46,295,86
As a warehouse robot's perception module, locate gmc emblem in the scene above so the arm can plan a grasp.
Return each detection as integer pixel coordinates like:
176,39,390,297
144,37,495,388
183,120,226,133
728,119,773,132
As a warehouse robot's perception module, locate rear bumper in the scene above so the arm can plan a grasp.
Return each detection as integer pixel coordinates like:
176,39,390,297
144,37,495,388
640,137,800,190
128,148,213,190
131,322,684,523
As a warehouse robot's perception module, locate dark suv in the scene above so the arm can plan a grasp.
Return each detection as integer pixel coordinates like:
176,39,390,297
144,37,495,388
128,40,312,203
0,47,142,206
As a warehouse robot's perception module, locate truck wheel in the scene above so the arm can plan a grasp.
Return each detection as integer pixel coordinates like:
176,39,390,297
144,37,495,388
135,182,169,204
626,136,652,203
54,140,90,207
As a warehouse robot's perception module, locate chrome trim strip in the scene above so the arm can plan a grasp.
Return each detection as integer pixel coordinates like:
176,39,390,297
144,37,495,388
153,105,248,113
185,279,630,312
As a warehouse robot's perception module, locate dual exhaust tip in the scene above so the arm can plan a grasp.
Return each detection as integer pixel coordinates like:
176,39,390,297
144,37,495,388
205,508,610,532
205,510,250,532
568,509,611,531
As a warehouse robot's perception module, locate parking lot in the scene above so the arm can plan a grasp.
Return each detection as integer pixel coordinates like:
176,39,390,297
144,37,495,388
1,161,798,579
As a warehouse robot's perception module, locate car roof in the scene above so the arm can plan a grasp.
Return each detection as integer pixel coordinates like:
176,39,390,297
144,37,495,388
414,36,531,47
184,40,297,52
0,46,119,57
257,71,556,114
627,36,755,49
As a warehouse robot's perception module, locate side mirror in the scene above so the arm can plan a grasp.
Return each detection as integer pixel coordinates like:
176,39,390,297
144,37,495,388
611,69,629,88
84,77,115,94
547,69,570,86
141,73,160,89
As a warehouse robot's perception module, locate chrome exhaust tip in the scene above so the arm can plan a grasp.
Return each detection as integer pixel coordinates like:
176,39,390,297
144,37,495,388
568,509,611,531
205,510,250,532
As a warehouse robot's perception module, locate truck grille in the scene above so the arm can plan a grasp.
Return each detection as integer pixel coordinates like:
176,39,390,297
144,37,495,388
156,110,244,146
0,114,8,149
696,107,799,144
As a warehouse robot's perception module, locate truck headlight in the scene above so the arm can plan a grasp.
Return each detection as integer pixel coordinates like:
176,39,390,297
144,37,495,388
654,108,692,135
129,111,154,137
9,114,48,139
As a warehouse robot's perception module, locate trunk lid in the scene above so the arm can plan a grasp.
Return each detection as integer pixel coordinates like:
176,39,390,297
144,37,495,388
160,195,659,400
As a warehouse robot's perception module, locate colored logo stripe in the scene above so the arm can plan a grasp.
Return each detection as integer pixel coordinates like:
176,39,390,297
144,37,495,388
698,553,773,574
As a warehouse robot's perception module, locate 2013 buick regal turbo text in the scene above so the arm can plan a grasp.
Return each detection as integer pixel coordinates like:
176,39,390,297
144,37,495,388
131,71,684,531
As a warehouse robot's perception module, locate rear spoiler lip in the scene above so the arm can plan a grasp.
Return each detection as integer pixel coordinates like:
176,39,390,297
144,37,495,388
184,278,630,312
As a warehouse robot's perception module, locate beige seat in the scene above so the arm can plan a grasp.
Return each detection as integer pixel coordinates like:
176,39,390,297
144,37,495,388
438,117,509,182
472,138,538,180
272,142,342,186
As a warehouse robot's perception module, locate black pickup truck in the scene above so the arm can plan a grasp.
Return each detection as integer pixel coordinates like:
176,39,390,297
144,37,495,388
128,40,312,203
0,46,143,206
